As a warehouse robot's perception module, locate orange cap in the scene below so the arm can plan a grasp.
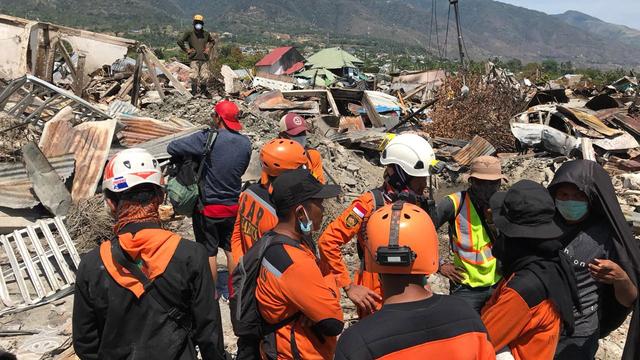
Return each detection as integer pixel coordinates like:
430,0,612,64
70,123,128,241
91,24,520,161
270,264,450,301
260,139,309,185
364,202,439,275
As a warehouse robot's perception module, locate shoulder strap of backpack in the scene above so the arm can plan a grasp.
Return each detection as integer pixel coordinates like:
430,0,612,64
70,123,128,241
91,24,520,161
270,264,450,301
110,237,191,331
369,188,386,211
195,129,218,183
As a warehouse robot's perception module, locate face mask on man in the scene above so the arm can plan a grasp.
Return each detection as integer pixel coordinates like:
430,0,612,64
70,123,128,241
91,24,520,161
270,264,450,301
291,135,307,148
556,199,589,222
194,23,203,31
470,181,501,209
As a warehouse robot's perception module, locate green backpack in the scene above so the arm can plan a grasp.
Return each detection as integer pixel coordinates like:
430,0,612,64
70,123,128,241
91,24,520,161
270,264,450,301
167,130,218,215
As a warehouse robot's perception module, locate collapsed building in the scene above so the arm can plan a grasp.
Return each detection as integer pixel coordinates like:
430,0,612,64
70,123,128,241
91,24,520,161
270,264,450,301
0,12,639,360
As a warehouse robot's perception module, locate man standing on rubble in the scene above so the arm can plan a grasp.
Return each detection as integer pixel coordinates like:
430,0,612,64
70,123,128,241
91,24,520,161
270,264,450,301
317,133,437,318
335,202,495,359
168,100,251,291
178,14,214,97
434,155,504,313
278,112,325,183
72,148,225,360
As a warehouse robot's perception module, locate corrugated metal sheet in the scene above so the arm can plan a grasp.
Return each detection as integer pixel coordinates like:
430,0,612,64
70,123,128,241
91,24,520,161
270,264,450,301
0,155,75,209
39,107,116,201
116,115,190,146
611,114,640,137
453,136,496,166
557,106,622,137
127,125,207,160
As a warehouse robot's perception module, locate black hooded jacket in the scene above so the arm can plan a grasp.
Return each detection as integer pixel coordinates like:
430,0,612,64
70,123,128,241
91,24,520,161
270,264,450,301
549,160,640,359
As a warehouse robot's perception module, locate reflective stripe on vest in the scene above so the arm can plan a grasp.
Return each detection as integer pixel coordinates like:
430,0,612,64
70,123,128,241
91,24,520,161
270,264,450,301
448,192,500,287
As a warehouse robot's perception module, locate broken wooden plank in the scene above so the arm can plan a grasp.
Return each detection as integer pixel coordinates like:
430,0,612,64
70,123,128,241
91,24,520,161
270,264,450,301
141,46,191,98
141,51,165,101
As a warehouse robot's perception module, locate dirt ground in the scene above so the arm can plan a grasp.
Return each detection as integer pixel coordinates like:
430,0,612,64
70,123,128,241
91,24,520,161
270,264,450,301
0,97,631,358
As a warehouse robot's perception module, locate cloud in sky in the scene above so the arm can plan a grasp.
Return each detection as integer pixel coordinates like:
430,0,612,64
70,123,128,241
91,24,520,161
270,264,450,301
496,0,640,29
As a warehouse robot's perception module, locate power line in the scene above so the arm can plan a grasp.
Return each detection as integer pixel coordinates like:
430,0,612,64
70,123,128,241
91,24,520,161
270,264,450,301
443,3,451,60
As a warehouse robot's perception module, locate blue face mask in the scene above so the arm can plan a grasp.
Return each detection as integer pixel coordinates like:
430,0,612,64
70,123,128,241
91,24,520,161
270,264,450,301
556,199,589,222
194,23,203,31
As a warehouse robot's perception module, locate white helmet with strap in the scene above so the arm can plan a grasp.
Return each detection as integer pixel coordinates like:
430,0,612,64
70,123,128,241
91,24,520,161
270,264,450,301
103,148,163,193
380,134,435,177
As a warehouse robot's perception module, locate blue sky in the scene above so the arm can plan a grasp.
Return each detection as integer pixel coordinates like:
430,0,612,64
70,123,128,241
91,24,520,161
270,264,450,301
496,0,640,29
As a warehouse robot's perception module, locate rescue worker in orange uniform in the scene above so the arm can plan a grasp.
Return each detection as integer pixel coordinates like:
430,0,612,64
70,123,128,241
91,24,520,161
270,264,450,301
278,112,325,183
73,149,225,360
317,133,437,317
335,202,495,360
230,139,310,269
255,169,343,359
481,180,580,360
229,139,310,360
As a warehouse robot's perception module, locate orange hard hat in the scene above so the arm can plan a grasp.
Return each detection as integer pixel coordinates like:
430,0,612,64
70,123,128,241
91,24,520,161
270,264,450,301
260,138,309,185
364,201,439,275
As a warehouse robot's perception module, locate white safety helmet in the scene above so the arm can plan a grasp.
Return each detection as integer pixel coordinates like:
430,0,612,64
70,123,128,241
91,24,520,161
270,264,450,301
380,134,435,177
102,148,163,193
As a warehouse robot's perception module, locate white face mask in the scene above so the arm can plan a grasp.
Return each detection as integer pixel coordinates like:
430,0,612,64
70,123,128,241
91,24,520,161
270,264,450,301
194,23,203,31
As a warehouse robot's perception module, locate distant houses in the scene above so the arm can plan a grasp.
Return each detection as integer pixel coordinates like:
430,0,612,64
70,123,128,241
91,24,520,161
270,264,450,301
255,46,305,76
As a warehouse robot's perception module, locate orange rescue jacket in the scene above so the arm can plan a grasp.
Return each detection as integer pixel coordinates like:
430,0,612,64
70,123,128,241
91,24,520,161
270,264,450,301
317,188,388,317
256,241,343,360
481,272,561,360
231,183,278,266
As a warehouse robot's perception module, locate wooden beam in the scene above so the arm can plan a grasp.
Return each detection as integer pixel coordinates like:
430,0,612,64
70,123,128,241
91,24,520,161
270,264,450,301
131,52,143,106
141,46,191,98
55,41,77,81
141,52,166,100
74,54,86,96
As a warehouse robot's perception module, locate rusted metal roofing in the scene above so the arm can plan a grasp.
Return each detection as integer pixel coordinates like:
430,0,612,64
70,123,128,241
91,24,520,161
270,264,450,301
0,155,75,209
131,125,207,160
453,136,496,166
611,113,640,138
116,115,191,147
39,107,116,201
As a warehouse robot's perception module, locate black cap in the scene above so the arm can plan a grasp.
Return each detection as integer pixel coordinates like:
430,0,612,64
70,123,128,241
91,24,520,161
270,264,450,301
490,179,562,240
271,169,341,214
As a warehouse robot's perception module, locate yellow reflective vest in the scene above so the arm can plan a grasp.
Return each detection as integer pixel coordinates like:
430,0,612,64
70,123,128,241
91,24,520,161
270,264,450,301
447,192,501,288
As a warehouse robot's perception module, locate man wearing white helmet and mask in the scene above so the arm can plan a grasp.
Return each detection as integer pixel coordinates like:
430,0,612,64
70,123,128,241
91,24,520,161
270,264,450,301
318,133,438,318
72,149,225,360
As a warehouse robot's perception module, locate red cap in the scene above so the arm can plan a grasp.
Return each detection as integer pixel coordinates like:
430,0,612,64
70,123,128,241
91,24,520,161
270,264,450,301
214,100,242,131
279,112,307,136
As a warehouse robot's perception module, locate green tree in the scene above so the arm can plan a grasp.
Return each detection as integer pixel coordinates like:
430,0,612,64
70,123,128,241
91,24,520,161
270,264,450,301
541,59,559,75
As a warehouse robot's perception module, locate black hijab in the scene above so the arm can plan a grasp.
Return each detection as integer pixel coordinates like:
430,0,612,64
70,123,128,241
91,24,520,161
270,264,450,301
549,159,640,359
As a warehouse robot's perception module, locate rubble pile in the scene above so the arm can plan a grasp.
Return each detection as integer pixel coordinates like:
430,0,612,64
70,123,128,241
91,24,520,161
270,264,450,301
426,74,525,152
64,195,114,254
1,13,640,360
0,112,38,162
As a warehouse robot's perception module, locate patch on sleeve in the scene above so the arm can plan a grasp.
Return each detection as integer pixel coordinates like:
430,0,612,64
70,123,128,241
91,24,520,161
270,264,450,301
345,203,367,229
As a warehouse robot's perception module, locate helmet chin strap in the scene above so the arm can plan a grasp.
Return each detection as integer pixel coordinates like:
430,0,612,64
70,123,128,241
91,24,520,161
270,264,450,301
386,164,411,193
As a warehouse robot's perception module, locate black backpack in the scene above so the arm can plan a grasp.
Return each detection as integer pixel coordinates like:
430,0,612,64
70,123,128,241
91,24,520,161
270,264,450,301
230,232,301,338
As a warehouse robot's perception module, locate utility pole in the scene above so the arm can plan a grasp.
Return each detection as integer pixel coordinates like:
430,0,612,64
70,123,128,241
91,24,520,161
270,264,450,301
450,0,465,69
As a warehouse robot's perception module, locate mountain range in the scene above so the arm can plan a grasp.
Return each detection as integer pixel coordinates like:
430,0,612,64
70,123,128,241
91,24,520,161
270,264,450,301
1,0,640,68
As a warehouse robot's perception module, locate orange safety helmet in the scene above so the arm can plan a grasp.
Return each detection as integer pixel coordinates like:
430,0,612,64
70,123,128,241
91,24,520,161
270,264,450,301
260,138,309,185
364,202,439,275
